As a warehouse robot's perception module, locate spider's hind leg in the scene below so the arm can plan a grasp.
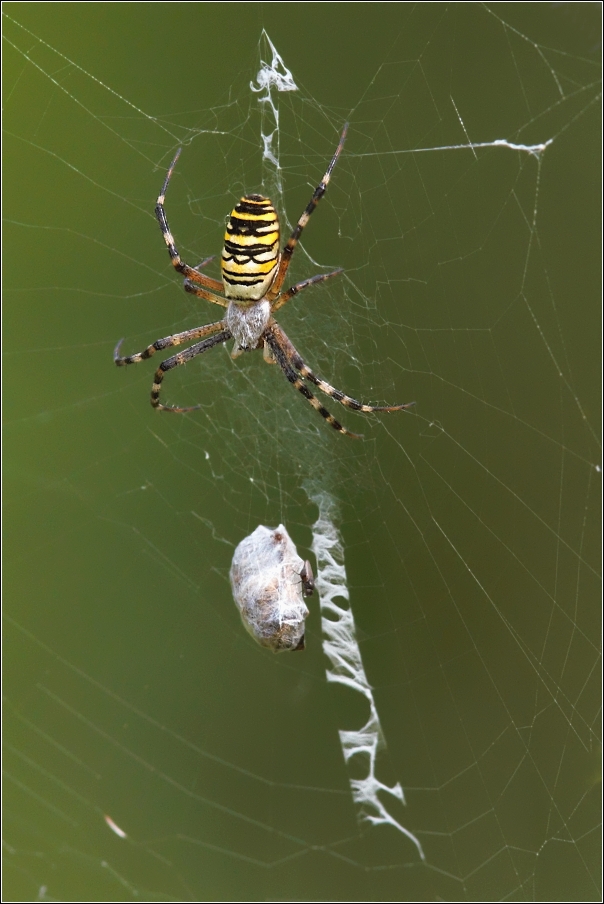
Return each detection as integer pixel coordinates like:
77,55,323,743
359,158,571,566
266,125,348,303
155,150,227,305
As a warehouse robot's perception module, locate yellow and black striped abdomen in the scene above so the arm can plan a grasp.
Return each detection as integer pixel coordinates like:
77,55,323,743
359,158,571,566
222,195,280,301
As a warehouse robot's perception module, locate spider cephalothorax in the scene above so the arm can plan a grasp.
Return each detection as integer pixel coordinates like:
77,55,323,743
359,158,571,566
114,125,414,437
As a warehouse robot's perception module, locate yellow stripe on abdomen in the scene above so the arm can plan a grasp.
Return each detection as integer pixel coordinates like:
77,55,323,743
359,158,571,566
222,195,280,301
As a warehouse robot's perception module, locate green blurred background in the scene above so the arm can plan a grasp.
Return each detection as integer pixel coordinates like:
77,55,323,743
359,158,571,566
3,3,601,901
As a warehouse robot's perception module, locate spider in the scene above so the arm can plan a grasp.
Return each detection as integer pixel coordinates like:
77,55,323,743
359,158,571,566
114,124,414,437
298,560,315,598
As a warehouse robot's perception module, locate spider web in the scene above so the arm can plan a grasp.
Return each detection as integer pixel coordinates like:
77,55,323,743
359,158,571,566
3,5,601,901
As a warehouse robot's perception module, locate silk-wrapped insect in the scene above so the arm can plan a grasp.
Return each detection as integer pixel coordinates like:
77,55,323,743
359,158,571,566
230,524,313,652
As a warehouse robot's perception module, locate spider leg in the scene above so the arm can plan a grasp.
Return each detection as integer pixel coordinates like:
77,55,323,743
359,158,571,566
266,125,348,303
114,320,225,366
183,256,223,295
183,282,226,303
270,322,415,413
264,329,362,439
194,255,215,270
155,149,227,307
151,329,232,412
270,269,343,313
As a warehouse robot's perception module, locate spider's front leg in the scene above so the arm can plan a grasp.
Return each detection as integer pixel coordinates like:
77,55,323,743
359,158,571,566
114,322,231,412
263,328,362,438
270,322,415,414
114,321,226,366
150,329,232,412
